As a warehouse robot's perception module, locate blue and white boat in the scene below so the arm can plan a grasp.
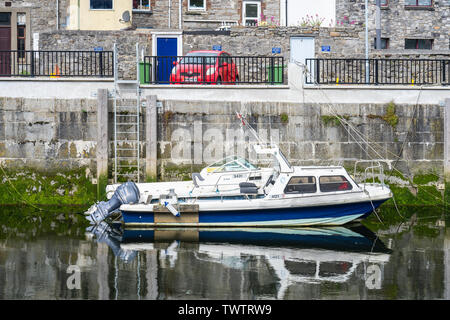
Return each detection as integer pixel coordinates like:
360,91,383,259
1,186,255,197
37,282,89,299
85,117,392,227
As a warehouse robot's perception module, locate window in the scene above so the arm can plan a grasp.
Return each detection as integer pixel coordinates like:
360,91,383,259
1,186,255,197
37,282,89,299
219,52,232,65
379,0,388,6
243,1,261,26
319,176,353,192
188,0,206,11
405,39,433,49
373,38,389,49
284,176,317,194
17,26,25,59
0,12,11,26
405,0,432,6
90,0,113,10
133,0,150,11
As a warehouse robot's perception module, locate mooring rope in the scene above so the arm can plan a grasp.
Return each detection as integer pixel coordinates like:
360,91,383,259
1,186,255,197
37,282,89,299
294,60,449,209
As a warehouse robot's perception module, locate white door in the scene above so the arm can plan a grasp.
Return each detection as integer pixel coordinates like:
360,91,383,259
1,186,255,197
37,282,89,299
290,37,315,83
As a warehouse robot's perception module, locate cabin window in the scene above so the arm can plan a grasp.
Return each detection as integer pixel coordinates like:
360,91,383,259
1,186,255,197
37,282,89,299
319,176,353,192
284,176,317,194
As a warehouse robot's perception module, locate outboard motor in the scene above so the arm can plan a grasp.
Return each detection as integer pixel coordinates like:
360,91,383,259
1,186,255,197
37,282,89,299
85,181,140,224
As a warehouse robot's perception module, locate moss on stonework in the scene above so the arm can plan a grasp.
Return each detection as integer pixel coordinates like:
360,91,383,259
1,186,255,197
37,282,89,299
0,167,97,206
367,101,399,129
161,163,204,181
382,102,399,128
321,115,350,127
412,172,439,185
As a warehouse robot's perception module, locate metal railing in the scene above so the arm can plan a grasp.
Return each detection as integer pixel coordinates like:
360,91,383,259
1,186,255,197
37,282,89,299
305,58,450,85
142,55,286,85
0,50,114,77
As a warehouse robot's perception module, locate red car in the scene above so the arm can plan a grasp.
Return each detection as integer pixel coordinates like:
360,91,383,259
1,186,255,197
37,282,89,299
170,50,239,84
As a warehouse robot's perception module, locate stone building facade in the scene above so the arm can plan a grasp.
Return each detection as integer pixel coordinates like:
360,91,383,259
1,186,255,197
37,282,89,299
1,0,448,81
132,0,280,30
336,0,450,53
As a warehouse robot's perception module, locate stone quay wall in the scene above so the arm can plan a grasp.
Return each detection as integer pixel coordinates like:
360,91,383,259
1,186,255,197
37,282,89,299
1,96,444,180
0,95,447,204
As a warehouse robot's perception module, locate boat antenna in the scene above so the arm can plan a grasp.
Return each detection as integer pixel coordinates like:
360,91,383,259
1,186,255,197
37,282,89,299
236,112,272,147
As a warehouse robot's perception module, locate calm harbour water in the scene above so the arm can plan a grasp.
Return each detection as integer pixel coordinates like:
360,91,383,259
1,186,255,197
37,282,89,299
0,205,448,300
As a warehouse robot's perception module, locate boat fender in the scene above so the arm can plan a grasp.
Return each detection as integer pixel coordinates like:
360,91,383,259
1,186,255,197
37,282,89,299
164,202,180,217
239,182,258,194
85,181,140,224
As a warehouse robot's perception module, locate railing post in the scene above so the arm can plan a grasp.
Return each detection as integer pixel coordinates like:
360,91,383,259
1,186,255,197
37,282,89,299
315,59,320,84
30,51,35,77
375,59,379,85
270,56,274,85
281,57,284,84
442,60,446,86
99,51,104,78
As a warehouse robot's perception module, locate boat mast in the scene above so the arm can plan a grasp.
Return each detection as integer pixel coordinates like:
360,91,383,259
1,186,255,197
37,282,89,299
236,112,293,173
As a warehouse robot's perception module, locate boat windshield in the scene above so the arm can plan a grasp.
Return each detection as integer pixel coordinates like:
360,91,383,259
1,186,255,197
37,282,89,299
206,156,258,172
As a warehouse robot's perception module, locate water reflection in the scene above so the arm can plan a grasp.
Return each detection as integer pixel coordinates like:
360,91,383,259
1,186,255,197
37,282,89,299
88,222,392,299
0,206,448,300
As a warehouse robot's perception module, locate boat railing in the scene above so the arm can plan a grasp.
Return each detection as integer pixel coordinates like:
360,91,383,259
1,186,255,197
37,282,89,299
353,160,385,191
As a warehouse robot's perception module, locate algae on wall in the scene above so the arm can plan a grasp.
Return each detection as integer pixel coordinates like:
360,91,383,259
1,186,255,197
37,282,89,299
0,167,97,206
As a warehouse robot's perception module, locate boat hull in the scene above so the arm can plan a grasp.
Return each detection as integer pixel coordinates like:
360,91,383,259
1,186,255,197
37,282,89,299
121,199,387,227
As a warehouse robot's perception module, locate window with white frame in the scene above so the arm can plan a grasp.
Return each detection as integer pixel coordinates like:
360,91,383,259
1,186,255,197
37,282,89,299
243,1,261,26
133,0,150,11
188,0,206,11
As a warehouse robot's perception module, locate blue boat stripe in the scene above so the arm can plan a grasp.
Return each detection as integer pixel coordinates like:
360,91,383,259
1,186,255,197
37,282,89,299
121,200,386,225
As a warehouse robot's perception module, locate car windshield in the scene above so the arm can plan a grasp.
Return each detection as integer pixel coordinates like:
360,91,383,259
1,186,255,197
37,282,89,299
181,52,219,65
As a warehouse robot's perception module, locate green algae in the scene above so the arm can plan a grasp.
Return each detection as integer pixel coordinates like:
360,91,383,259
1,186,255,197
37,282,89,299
0,167,97,206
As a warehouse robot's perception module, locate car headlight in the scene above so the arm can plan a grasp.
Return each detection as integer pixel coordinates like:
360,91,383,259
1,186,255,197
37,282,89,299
171,67,177,75
206,68,216,76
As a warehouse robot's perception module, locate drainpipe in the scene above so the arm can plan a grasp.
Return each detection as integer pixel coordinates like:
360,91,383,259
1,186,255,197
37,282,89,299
168,0,172,28
364,0,369,83
77,0,80,30
285,0,288,26
56,0,59,30
179,0,182,29
375,0,381,49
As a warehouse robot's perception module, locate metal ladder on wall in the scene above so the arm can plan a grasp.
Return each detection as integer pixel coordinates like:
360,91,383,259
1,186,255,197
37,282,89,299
112,43,141,183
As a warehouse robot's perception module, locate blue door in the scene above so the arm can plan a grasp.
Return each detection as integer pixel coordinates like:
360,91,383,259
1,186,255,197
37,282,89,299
157,38,178,84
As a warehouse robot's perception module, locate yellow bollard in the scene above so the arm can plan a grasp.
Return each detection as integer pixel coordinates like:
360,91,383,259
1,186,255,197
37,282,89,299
336,77,339,85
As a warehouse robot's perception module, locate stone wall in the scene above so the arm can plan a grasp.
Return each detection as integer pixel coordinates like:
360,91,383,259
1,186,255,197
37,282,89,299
0,95,445,202
155,100,444,184
39,30,152,79
0,96,98,172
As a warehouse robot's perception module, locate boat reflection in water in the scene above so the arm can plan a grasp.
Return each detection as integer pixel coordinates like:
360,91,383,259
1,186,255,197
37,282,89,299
87,222,391,299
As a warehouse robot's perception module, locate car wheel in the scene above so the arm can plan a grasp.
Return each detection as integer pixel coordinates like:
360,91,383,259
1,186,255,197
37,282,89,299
216,77,222,85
